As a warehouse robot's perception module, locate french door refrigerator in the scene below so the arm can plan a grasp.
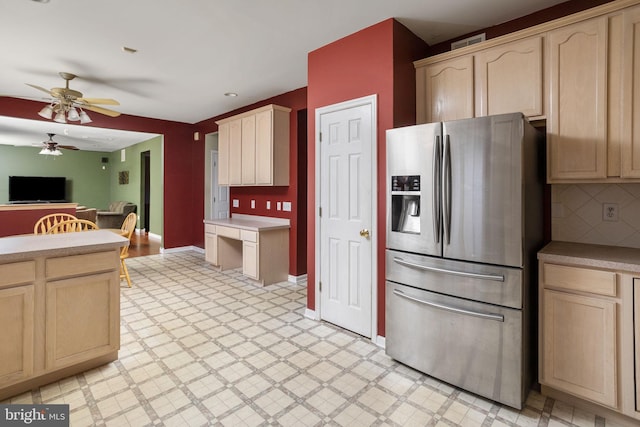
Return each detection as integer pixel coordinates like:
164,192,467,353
385,112,543,409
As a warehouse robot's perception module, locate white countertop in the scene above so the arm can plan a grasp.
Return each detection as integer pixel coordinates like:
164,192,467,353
0,230,128,261
204,214,290,232
538,241,640,274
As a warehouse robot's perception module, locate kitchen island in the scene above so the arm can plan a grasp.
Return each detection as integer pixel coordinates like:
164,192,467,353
204,214,290,285
0,230,127,400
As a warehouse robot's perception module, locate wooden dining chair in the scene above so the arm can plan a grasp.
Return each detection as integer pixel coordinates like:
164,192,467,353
119,212,137,287
34,213,77,234
46,219,99,234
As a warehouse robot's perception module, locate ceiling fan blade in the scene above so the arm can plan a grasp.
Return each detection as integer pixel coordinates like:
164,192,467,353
81,104,121,117
58,145,80,150
77,97,120,106
26,83,54,96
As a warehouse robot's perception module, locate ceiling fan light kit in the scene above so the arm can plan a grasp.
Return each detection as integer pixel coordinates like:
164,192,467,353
36,133,79,156
39,147,62,156
27,72,120,124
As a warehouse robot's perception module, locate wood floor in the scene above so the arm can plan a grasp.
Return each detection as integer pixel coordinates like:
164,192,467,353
127,231,162,258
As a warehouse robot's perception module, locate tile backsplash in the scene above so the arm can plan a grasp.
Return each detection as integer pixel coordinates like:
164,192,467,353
551,184,640,248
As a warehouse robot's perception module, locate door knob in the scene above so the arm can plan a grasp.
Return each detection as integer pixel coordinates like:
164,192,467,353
360,229,370,238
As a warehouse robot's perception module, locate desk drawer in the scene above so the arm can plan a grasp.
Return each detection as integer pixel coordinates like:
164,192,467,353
542,263,616,297
216,225,240,240
241,230,258,243
205,224,216,234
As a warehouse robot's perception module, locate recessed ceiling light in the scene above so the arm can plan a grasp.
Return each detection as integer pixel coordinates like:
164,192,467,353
122,46,138,54
224,92,238,97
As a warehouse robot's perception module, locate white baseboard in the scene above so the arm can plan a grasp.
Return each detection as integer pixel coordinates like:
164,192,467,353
304,308,317,320
162,245,204,254
147,232,162,241
288,274,308,284
374,335,386,349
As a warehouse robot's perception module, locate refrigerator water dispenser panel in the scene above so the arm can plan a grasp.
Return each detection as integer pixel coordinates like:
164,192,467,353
391,175,421,235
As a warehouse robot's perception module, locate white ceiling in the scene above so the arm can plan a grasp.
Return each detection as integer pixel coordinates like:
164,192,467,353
0,0,567,151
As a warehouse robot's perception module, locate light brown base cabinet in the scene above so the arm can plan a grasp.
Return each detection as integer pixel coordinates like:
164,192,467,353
0,231,124,400
539,242,640,425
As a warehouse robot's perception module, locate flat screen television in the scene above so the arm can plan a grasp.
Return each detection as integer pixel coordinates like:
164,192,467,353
8,176,66,203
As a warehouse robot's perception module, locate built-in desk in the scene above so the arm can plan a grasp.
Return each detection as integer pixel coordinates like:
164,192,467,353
204,214,290,285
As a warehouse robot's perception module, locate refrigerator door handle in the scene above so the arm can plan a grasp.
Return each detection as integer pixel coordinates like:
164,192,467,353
392,256,505,282
392,289,505,322
433,135,442,243
442,135,452,245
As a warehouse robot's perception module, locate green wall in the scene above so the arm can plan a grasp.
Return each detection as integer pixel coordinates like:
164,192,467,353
107,136,163,236
0,145,111,208
0,136,163,238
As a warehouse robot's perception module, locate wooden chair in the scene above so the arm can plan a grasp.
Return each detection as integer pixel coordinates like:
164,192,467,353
34,213,77,234
46,219,99,234
119,212,137,288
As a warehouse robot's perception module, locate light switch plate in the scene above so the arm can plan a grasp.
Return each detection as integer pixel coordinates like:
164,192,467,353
232,199,239,208
283,201,292,212
266,201,271,209
277,202,281,211
251,200,255,209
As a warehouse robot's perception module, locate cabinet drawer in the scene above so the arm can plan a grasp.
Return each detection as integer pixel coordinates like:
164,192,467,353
205,224,216,234
46,251,118,280
216,226,240,240
0,261,36,288
543,263,616,296
241,230,258,243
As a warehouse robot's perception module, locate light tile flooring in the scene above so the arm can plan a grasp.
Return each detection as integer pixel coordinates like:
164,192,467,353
2,252,626,426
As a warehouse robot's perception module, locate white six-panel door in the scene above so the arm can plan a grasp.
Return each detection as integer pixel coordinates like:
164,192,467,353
316,95,376,338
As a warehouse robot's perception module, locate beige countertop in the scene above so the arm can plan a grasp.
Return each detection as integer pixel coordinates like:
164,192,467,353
204,214,290,232
0,230,128,262
538,241,640,274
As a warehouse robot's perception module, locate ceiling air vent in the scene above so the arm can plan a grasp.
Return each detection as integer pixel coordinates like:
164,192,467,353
451,33,486,50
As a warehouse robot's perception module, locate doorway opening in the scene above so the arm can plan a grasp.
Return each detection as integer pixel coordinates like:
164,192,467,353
140,150,151,233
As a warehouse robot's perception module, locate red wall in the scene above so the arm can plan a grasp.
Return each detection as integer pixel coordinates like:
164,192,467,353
0,206,77,237
307,19,428,335
194,87,308,276
0,98,197,249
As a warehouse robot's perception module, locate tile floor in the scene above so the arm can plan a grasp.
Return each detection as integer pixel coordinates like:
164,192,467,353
2,252,627,426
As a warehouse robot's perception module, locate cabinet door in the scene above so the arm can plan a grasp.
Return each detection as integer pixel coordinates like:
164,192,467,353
205,232,218,265
547,17,608,181
542,289,617,408
621,7,640,178
218,122,230,185
255,109,274,185
475,36,543,117
242,241,259,279
635,278,640,411
46,272,119,370
241,115,256,185
0,285,34,388
229,119,243,185
418,56,474,123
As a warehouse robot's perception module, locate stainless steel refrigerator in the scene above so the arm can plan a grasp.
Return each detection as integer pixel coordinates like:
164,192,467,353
385,112,543,409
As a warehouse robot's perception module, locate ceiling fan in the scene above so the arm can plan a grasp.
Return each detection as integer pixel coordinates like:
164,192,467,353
35,133,79,156
26,72,121,123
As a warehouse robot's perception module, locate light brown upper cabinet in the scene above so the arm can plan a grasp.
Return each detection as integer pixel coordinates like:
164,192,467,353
475,36,543,118
621,6,640,178
547,17,609,182
216,104,291,186
416,56,474,123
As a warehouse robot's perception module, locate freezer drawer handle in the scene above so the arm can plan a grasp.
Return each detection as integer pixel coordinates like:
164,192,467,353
392,257,505,282
393,289,505,322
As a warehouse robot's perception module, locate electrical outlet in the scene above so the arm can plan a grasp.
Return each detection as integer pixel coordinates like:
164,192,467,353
232,199,239,208
282,201,292,212
251,200,255,209
603,203,619,222
266,201,271,209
